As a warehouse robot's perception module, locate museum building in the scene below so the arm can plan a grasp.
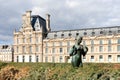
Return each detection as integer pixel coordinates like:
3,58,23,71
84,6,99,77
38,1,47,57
0,45,13,62
13,10,120,63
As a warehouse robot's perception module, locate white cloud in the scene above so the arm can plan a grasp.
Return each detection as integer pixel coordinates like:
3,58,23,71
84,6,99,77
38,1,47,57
1,0,120,44
32,7,48,16
66,0,79,8
0,34,12,41
103,18,120,26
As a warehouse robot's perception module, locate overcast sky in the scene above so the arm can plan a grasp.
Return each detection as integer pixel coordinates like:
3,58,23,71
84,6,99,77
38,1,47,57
1,0,120,44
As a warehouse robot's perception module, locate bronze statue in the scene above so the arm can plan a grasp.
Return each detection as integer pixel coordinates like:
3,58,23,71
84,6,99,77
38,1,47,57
69,36,88,67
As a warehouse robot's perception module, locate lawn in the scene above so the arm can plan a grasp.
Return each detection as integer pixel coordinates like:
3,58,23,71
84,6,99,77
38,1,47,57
0,62,120,80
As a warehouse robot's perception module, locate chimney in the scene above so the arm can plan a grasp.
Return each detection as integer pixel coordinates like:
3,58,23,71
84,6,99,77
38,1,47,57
46,14,51,32
26,10,32,25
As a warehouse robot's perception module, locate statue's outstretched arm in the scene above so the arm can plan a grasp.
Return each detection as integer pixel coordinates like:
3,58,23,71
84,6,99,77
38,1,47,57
83,46,88,56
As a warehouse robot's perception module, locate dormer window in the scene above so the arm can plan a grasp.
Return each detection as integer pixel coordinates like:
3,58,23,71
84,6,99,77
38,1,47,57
100,31,103,35
84,32,87,36
61,34,64,38
68,33,72,37
109,31,112,35
92,32,95,36
54,34,57,38
76,33,79,36
118,30,120,33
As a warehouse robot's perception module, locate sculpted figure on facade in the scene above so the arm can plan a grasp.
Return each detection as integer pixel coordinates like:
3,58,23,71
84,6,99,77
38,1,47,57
69,36,88,67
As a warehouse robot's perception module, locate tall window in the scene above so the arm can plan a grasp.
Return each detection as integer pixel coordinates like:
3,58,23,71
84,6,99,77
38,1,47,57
117,39,120,51
36,37,39,43
30,46,32,53
117,55,120,62
108,40,111,52
46,43,48,47
52,42,55,53
23,56,25,62
99,55,103,62
17,47,19,53
45,56,48,62
17,56,19,62
29,56,32,62
99,46,103,52
108,40,111,44
91,46,94,52
60,56,63,62
91,40,94,52
17,38,19,44
45,42,48,53
60,42,62,46
60,48,63,53
52,56,55,63
99,40,103,45
117,45,120,51
53,42,55,47
23,38,25,43
118,39,120,44
67,41,70,46
99,55,103,59
36,56,39,62
67,47,70,53
52,48,55,53
67,41,70,53
22,46,25,53
91,40,94,45
30,35,32,43
108,45,111,52
99,40,103,52
36,46,39,52
45,48,48,53
108,55,112,62
90,56,94,62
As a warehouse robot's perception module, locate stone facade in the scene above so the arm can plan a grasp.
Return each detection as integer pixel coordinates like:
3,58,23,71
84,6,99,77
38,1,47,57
0,45,13,62
13,10,120,63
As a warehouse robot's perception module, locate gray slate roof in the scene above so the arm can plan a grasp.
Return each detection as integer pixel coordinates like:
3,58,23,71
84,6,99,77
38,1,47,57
45,26,120,39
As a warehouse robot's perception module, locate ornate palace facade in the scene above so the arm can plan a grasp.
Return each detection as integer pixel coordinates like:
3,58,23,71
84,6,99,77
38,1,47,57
13,11,120,63
0,45,13,62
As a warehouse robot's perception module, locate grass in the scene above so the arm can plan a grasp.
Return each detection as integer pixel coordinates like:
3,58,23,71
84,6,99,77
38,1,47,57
0,62,120,80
